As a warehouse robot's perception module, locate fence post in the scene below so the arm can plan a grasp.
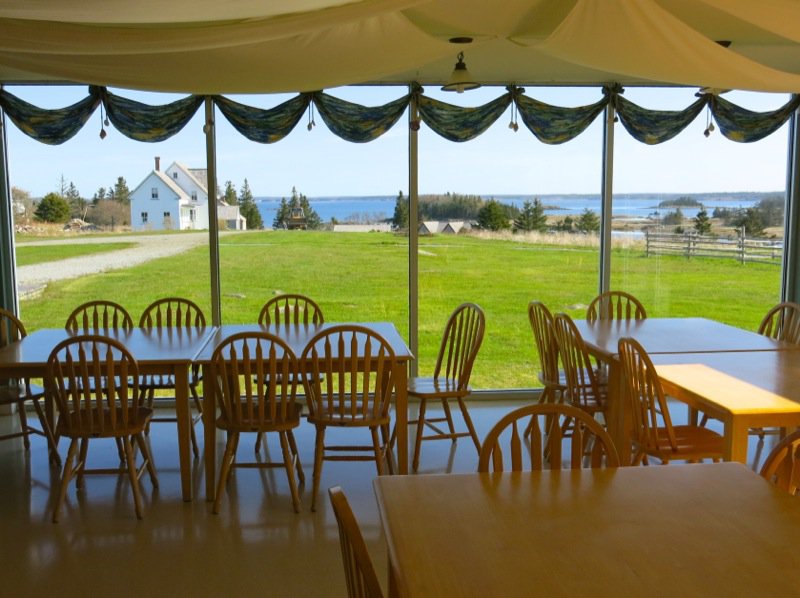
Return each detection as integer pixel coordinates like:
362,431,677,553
739,227,746,263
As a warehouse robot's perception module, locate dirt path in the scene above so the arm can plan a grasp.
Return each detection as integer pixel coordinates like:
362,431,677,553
16,232,215,296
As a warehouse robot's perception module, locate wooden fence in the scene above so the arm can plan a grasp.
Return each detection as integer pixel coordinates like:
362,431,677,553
644,230,782,265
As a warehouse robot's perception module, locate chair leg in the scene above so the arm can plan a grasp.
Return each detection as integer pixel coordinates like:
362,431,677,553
381,424,396,475
17,401,31,450
76,438,89,489
189,421,199,459
371,427,385,476
134,433,159,488
440,398,457,437
122,436,144,520
287,430,305,485
213,432,238,514
456,398,481,453
412,398,427,473
311,426,326,512
279,431,302,513
31,397,61,467
53,438,79,523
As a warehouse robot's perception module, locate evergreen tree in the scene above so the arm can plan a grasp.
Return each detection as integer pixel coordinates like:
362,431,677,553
476,199,511,231
575,208,600,233
733,207,765,237
111,176,131,203
273,197,290,229
513,198,547,232
238,178,263,229
93,187,107,204
223,180,238,205
272,187,321,230
693,207,712,234
34,192,70,222
392,190,409,230
554,216,574,232
65,182,88,219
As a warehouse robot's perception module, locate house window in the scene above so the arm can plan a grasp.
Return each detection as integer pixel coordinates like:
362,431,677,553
172,172,178,179
191,191,198,202
190,209,196,223
141,212,148,223
163,212,171,219
151,188,158,199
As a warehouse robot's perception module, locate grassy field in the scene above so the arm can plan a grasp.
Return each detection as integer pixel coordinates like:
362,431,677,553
16,231,781,389
15,242,135,266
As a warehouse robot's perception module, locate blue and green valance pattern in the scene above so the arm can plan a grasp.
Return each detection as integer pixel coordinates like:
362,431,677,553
0,87,100,145
614,95,707,145
100,87,204,142
312,92,409,143
516,94,606,144
0,85,797,148
417,92,512,142
213,94,310,144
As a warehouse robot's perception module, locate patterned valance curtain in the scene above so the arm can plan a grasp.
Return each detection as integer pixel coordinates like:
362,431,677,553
100,87,204,142
213,94,311,143
1,85,798,147
417,91,512,142
312,92,409,143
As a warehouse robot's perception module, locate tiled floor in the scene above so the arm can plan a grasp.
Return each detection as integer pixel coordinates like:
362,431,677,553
0,399,778,597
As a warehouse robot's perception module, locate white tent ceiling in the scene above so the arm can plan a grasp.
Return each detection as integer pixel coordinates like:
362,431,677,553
1,0,800,94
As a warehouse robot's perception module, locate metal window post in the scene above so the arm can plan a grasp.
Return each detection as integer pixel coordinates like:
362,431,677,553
408,89,419,376
0,109,18,314
204,97,222,326
782,102,800,303
599,99,616,294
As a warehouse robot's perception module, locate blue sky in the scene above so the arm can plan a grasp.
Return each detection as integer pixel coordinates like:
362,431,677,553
3,85,792,200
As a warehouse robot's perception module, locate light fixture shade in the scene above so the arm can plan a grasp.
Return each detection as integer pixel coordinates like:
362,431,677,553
442,52,480,93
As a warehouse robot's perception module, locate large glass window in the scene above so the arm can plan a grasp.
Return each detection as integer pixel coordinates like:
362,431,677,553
611,88,790,331
417,86,604,389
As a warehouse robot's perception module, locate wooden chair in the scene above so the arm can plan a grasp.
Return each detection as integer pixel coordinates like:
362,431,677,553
0,309,58,460
551,313,608,422
760,429,800,495
758,301,800,344
255,293,324,451
65,299,134,332
528,301,566,404
586,290,647,322
328,486,384,598
45,335,158,522
478,403,619,472
301,325,396,511
408,303,485,472
618,337,724,465
210,332,305,514
138,297,205,458
258,293,324,326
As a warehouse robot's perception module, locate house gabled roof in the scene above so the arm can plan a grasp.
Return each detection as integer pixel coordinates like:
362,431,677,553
130,169,190,201
166,161,208,195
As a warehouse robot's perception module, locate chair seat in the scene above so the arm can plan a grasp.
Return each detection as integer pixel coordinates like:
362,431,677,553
216,402,303,432
648,425,725,461
56,406,153,438
408,377,468,399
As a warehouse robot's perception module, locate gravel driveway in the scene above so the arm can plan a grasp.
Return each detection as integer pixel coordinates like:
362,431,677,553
16,232,213,296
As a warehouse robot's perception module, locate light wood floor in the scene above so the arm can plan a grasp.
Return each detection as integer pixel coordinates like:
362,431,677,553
0,399,776,597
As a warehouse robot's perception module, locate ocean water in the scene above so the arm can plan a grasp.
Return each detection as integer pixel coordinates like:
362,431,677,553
256,193,769,226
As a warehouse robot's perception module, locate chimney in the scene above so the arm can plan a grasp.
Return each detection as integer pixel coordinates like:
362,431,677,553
155,156,160,171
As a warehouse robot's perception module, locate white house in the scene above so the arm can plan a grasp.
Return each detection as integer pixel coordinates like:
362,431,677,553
130,157,245,231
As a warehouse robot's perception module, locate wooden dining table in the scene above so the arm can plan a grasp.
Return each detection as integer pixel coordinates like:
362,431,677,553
572,317,797,463
0,326,215,501
194,322,413,501
374,462,800,597
652,350,800,462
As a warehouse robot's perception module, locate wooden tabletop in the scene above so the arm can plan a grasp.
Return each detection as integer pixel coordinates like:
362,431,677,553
374,463,800,597
193,322,413,363
573,317,793,358
0,326,215,374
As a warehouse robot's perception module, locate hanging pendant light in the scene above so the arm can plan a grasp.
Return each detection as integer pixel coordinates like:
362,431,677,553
442,51,480,93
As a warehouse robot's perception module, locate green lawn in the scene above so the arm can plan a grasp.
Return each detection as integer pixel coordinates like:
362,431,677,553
15,242,136,266
16,231,781,389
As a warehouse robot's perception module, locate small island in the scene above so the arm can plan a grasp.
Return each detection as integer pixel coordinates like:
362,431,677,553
657,196,702,208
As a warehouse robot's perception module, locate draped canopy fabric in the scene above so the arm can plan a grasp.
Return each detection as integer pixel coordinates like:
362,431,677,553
1,1,800,94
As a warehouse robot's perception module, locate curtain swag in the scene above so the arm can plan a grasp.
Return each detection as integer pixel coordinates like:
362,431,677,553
0,85,797,147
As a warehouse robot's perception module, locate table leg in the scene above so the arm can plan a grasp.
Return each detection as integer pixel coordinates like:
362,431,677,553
174,365,192,501
202,363,216,501
395,361,408,475
606,359,632,466
724,418,749,464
